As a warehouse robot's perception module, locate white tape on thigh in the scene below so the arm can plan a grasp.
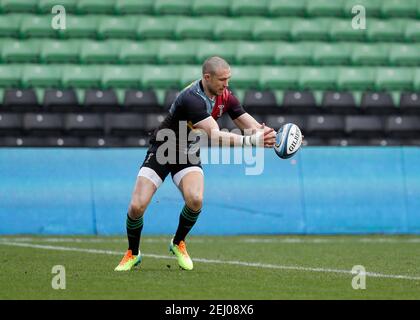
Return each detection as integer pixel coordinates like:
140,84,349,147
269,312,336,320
172,167,203,187
138,167,163,189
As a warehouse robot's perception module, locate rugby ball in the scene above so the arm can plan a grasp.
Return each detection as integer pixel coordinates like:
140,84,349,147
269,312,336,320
274,123,302,159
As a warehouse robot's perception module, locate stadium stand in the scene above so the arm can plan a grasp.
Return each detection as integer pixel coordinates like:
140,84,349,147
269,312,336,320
0,0,419,147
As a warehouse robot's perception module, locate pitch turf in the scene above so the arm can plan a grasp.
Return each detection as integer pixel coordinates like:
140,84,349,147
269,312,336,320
1,235,420,300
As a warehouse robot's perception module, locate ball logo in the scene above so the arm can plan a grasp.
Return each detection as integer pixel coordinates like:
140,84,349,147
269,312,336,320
288,130,300,153
274,123,302,160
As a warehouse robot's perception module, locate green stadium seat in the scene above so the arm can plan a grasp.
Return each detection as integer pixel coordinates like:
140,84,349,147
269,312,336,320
381,0,417,18
366,19,405,42
76,0,115,14
1,0,37,13
351,44,389,66
114,0,153,14
62,65,102,88
290,18,330,41
61,15,99,38
350,91,363,106
102,66,141,89
2,39,40,63
231,89,245,104
0,37,12,53
0,14,22,37
114,88,126,106
268,0,306,17
154,0,192,15
389,44,420,66
230,0,268,16
79,40,119,64
312,42,351,65
306,0,345,17
20,14,59,38
136,16,177,39
38,0,77,13
404,20,420,42
343,0,381,17
390,91,402,108
230,66,260,89
97,16,137,39
213,17,255,40
152,88,165,106
272,90,284,107
337,67,375,91
414,69,420,91
0,65,22,87
418,2,420,19
40,39,80,63
179,65,202,88
21,65,62,88
191,0,230,16
252,18,293,41
274,42,313,65
175,17,215,40
259,66,298,90
196,41,236,65
236,41,275,65
299,67,337,90
73,88,85,103
157,41,197,64
375,68,413,91
141,65,181,89
118,40,159,64
329,19,367,41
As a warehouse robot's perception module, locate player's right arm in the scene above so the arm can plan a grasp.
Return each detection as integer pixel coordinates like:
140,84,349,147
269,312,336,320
194,116,261,147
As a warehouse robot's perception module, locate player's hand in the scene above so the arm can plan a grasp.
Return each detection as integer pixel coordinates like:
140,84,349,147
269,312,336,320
261,123,276,148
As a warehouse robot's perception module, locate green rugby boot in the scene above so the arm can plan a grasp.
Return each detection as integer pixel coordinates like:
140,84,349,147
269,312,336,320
114,250,142,271
169,239,193,271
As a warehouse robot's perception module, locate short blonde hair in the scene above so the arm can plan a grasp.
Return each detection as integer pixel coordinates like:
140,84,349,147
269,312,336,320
202,56,230,75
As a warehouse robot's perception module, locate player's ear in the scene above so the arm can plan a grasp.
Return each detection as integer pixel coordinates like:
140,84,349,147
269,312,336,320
203,73,211,81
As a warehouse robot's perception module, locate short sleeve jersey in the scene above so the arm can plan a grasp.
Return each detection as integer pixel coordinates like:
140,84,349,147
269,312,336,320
149,79,245,153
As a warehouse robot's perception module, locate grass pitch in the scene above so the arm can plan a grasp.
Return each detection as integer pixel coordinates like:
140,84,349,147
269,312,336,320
1,235,420,300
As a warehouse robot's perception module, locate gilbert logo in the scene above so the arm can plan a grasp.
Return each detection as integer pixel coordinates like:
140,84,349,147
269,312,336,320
288,130,300,152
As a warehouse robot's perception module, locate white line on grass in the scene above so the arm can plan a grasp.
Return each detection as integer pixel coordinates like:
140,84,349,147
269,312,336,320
1,240,419,281
241,238,420,244
3,237,420,244
0,237,206,243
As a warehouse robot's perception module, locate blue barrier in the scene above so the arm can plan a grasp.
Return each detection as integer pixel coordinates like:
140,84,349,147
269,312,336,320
0,147,419,235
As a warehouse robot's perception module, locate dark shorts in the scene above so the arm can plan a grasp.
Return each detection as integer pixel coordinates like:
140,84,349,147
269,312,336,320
138,149,203,189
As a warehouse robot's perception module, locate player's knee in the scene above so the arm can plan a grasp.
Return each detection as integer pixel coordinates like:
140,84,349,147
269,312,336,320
185,193,203,211
128,201,147,218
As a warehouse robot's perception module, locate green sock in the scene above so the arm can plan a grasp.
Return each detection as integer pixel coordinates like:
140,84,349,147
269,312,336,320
173,205,201,245
126,214,143,256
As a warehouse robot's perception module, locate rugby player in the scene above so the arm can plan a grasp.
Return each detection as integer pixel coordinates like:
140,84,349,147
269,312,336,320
115,56,276,271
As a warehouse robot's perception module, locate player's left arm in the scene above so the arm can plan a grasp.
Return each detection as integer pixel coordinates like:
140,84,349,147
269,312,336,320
233,113,276,148
233,112,265,132
226,92,276,147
